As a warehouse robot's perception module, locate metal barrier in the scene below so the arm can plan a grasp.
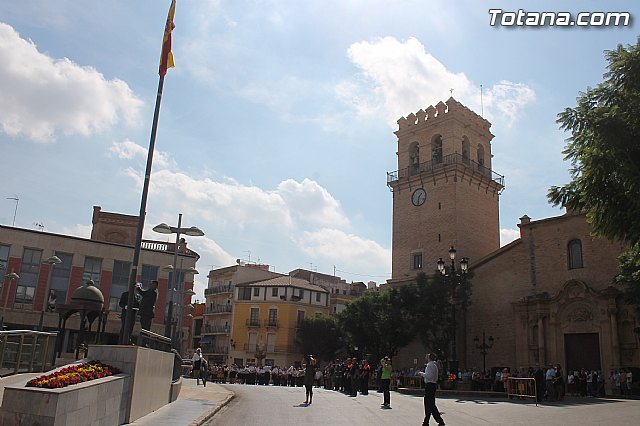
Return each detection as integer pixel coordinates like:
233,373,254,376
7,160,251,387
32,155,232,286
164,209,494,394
0,330,58,376
505,377,538,405
138,329,172,353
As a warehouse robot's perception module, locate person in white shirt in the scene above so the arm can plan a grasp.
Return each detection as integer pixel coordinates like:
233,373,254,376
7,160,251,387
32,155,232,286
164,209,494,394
418,353,445,426
192,348,203,385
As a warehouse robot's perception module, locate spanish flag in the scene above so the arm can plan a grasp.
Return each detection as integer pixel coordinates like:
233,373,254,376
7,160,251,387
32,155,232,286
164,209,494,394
159,0,176,76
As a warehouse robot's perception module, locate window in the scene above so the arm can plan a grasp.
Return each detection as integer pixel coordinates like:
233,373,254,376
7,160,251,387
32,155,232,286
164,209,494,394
568,239,584,269
412,252,423,270
268,308,277,326
15,248,42,305
299,289,304,299
271,287,278,297
0,244,9,294
253,287,260,297
266,333,276,352
250,308,259,326
82,257,102,287
110,260,131,312
432,135,443,164
315,292,321,302
141,264,158,287
234,358,244,367
167,269,185,291
49,252,73,309
0,244,9,275
238,288,251,300
297,310,305,326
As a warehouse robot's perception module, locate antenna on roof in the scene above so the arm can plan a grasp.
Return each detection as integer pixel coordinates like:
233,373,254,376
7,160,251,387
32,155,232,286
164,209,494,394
6,196,18,227
480,84,484,118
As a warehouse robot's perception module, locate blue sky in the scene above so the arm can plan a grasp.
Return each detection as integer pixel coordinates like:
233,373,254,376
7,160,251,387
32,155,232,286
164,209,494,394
1,1,637,298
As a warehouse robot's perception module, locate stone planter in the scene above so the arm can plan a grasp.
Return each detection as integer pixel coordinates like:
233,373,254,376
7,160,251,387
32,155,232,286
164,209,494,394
0,374,128,426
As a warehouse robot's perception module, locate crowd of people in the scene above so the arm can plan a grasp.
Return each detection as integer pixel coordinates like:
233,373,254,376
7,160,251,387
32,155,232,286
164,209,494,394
187,348,635,403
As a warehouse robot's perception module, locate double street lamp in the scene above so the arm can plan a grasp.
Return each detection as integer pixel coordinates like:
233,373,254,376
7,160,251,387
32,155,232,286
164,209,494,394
162,264,198,354
39,255,62,330
153,214,204,345
437,246,469,376
474,330,494,373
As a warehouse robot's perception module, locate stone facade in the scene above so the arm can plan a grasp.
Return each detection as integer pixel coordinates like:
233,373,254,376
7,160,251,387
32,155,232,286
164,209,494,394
469,212,633,377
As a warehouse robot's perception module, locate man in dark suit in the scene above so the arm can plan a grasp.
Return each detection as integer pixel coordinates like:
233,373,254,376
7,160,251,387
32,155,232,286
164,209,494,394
136,280,158,331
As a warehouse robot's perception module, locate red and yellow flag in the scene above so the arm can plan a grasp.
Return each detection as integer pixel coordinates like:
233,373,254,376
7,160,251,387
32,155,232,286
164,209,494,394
159,0,176,76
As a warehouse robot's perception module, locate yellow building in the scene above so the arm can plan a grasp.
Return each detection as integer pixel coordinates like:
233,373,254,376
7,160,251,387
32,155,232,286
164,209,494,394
230,276,330,367
200,263,280,364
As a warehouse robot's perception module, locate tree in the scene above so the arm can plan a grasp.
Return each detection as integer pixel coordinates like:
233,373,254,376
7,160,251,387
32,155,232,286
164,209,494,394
548,37,640,245
398,272,472,362
337,290,414,361
295,316,344,362
615,243,640,313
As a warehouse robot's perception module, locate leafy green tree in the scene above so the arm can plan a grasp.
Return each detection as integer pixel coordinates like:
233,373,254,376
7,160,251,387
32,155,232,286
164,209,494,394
548,38,640,245
337,290,413,362
295,316,344,362
398,272,472,361
615,243,640,313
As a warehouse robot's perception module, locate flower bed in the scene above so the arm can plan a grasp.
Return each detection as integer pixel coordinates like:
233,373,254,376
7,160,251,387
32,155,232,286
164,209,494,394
26,360,120,389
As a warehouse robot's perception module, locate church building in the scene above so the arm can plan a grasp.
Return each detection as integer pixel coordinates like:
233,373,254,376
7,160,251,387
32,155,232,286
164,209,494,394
387,98,637,388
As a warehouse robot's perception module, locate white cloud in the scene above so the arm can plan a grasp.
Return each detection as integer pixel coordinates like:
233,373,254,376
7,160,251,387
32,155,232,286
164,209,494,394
0,22,143,143
500,228,520,246
109,140,175,169
344,36,535,127
277,178,349,228
297,228,391,273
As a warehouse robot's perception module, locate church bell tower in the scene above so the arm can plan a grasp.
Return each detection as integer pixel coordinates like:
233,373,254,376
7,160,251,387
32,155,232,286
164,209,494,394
387,98,504,284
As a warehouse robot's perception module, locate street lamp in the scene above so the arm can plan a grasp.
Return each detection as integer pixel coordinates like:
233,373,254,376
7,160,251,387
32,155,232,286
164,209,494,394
1,272,20,330
473,330,494,373
436,246,469,376
39,255,62,330
152,213,204,340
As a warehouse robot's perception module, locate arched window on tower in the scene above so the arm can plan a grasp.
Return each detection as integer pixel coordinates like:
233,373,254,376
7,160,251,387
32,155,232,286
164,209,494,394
477,144,485,167
462,137,470,165
432,135,443,164
568,239,584,269
409,142,420,175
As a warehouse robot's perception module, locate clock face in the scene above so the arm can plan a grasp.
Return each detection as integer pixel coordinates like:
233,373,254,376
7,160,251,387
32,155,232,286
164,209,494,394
412,188,426,206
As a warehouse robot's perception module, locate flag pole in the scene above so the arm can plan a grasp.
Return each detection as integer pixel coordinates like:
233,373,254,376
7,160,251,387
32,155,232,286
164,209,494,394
120,0,175,344
120,74,166,344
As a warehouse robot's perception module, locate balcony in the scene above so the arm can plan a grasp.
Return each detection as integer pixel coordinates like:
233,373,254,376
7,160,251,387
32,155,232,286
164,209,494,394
204,285,233,296
242,344,296,354
204,305,233,315
264,319,279,328
201,325,230,334
203,345,229,355
246,319,261,328
141,239,199,257
387,153,504,188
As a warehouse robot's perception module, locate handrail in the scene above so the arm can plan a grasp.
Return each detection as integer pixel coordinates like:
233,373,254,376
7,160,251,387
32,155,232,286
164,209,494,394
0,330,58,376
387,153,504,187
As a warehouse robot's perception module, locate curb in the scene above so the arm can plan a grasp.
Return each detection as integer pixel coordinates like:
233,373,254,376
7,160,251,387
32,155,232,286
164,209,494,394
191,393,235,426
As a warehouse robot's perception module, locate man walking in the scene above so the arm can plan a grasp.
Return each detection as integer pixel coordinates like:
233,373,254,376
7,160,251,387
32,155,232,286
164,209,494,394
419,353,445,426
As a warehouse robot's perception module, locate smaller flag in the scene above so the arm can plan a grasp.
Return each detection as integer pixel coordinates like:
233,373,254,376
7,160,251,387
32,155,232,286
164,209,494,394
159,0,176,77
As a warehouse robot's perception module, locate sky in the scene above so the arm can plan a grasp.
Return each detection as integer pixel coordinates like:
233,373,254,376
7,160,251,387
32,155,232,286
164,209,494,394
0,1,638,299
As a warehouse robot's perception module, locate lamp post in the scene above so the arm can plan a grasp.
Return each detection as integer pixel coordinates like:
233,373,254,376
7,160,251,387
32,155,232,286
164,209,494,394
39,255,62,330
1,272,19,330
152,214,204,340
473,330,494,373
437,246,469,376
